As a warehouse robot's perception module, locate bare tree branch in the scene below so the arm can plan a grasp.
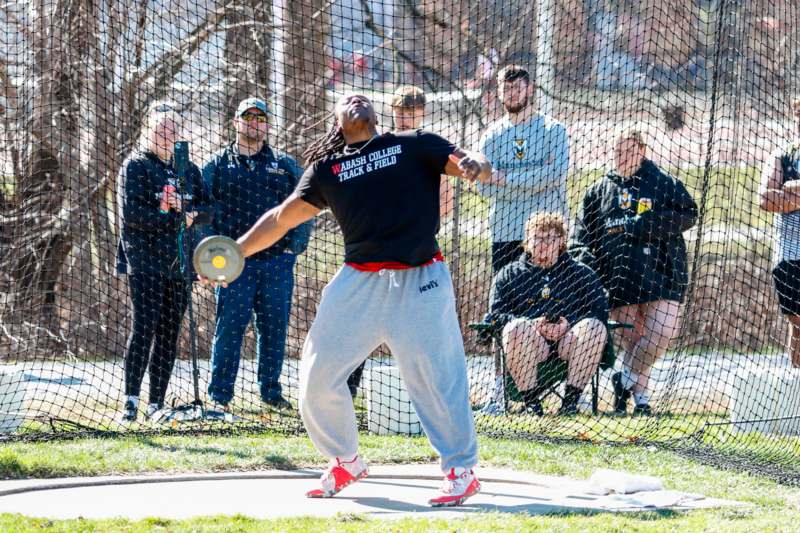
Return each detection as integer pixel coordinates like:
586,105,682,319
132,0,233,95
0,57,18,118
310,0,337,20
0,3,34,43
497,1,536,62
359,0,465,95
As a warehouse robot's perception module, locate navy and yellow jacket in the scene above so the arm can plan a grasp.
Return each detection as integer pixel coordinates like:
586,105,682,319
569,159,697,304
486,252,609,332
202,143,312,261
116,150,213,278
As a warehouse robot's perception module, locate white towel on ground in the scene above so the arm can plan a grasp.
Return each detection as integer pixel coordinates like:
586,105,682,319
584,469,664,495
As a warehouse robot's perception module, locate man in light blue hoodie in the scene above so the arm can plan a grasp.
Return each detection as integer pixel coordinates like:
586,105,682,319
477,65,570,273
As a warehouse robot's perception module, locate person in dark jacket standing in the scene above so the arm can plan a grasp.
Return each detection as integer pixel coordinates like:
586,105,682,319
117,102,212,422
204,97,311,411
570,129,697,415
486,212,608,415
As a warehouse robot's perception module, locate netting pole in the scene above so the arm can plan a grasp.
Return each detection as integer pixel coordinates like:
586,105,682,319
660,0,729,406
271,0,287,132
175,141,202,411
535,0,555,116
450,100,468,308
685,0,727,319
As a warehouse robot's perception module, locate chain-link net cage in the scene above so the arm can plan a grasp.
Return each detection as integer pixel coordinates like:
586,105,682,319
1,0,800,485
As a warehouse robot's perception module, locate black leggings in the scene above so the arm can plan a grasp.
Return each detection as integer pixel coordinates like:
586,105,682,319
124,273,189,406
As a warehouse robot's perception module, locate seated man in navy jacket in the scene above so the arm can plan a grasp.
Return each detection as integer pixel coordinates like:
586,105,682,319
485,212,608,415
203,97,312,411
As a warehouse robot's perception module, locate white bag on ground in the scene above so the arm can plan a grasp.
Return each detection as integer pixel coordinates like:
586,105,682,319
585,469,664,495
600,490,704,509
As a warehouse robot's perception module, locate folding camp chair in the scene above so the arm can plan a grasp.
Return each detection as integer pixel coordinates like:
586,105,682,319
469,320,633,415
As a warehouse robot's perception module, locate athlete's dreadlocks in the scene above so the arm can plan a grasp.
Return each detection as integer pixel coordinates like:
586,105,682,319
303,119,345,165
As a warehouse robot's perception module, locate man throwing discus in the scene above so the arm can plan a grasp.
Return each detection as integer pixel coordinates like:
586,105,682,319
203,93,492,506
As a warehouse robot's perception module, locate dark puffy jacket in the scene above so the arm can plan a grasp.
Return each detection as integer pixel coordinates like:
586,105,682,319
116,151,213,278
486,252,609,332
202,143,312,260
569,159,697,306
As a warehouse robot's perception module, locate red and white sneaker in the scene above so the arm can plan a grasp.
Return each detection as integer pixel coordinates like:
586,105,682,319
306,455,368,498
428,467,481,507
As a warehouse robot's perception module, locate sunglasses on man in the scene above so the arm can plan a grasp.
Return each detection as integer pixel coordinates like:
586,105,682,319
241,112,268,123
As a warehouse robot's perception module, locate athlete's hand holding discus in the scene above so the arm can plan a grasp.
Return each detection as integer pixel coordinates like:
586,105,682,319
198,194,320,289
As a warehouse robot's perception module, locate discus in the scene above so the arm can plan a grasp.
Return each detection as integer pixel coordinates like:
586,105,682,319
193,235,245,283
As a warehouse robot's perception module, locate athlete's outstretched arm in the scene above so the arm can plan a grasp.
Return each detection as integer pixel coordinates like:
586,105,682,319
238,194,321,257
760,154,800,213
445,148,492,184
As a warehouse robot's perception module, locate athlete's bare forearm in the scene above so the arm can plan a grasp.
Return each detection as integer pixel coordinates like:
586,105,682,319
760,188,800,213
238,195,320,258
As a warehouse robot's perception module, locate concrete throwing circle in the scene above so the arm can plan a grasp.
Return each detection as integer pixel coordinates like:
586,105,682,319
0,465,739,521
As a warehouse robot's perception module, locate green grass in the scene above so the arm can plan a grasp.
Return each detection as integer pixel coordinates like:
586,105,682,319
0,510,784,533
0,433,798,531
475,412,729,443
0,175,13,198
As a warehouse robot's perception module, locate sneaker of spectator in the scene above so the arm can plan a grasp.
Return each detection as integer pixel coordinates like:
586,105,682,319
263,394,292,411
206,400,233,422
524,398,545,417
144,403,164,421
119,399,137,423
558,385,582,416
479,401,505,416
478,375,505,415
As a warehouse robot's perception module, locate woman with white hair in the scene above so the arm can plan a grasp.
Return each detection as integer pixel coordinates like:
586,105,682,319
116,102,212,422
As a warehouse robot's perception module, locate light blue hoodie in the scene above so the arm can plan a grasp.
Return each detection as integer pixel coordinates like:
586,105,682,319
477,114,570,242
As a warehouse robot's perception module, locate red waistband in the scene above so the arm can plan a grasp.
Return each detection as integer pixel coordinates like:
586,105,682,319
346,250,445,272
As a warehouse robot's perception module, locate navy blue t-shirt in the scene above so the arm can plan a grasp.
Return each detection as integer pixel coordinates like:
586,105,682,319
295,130,455,265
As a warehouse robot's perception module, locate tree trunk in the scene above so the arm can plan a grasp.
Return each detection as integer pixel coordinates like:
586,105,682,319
277,0,330,160
3,0,81,342
0,0,227,357
223,0,273,137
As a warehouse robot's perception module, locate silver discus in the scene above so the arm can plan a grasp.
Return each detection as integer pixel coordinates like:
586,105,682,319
193,235,245,283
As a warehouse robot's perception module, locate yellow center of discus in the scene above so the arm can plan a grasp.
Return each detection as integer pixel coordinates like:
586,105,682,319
212,255,227,269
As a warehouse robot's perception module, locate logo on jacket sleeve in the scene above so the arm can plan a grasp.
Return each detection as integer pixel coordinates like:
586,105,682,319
541,285,551,299
637,197,653,214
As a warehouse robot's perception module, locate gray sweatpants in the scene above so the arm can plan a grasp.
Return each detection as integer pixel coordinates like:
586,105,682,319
298,261,479,472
